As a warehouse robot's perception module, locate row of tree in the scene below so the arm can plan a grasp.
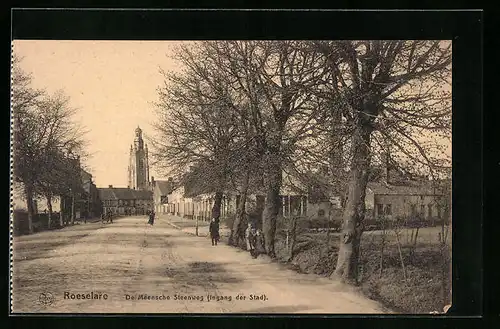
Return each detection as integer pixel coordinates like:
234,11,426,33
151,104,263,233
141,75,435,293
151,41,452,283
12,55,88,234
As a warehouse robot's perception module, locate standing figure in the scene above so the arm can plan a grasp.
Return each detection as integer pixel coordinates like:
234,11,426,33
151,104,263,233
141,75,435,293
209,218,220,246
245,222,257,258
148,211,155,225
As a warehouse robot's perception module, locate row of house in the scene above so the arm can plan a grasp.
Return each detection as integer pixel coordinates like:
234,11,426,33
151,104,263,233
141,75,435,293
151,165,450,224
98,186,153,216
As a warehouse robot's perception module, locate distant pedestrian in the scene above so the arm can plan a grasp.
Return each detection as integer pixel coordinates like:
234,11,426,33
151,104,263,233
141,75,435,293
148,211,155,225
209,218,220,246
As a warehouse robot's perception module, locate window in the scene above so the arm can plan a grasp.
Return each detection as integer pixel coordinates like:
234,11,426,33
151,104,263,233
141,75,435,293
377,204,384,216
428,204,433,218
437,205,442,219
420,205,425,215
317,209,325,217
384,204,392,216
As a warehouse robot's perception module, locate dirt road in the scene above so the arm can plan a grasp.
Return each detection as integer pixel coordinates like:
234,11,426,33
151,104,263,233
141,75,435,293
11,216,388,314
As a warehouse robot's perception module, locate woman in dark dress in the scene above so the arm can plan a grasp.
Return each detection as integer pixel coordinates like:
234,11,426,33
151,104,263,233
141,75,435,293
209,218,220,246
148,211,155,225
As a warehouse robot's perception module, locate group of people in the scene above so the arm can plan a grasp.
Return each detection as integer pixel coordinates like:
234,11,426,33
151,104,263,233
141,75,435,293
101,212,113,224
208,217,264,259
245,222,264,258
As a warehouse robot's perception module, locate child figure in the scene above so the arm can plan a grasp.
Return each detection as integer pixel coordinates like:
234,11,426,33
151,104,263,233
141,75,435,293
245,222,258,258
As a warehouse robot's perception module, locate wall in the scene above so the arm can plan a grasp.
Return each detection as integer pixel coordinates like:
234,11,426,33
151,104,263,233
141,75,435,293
153,184,164,213
164,190,237,221
102,198,153,216
373,194,443,220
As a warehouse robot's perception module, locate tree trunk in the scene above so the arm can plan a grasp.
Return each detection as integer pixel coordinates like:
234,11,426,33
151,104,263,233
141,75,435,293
25,184,35,234
262,152,283,259
211,191,223,220
229,171,250,246
333,125,372,284
59,195,64,226
46,192,53,229
409,227,420,264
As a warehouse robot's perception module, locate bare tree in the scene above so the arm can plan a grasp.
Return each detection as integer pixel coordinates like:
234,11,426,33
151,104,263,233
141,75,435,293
312,40,451,283
12,57,88,233
12,56,46,234
207,41,328,258
151,43,244,222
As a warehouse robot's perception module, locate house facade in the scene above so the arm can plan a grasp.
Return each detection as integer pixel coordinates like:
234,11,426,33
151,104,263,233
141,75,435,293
159,164,449,227
152,177,174,214
98,186,153,216
365,181,447,221
81,169,101,218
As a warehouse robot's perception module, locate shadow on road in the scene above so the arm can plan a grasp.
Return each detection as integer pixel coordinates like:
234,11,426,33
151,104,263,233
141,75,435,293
13,233,91,262
158,261,244,286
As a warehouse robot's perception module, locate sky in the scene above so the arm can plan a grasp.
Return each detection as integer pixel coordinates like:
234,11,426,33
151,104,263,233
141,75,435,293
13,40,182,188
13,40,452,189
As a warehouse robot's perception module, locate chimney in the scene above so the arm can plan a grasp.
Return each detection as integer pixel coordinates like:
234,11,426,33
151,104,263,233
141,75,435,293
108,185,113,188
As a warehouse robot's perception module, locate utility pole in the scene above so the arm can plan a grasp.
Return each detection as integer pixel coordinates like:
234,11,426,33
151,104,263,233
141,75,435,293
70,188,75,225
87,181,91,223
196,212,199,236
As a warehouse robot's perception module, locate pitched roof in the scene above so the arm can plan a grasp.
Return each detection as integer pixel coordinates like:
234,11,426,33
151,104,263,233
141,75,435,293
98,188,118,200
367,182,443,196
131,189,153,199
155,180,174,196
81,169,92,184
98,188,153,200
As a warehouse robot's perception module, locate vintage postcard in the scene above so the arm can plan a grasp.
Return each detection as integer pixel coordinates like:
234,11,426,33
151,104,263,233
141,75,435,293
10,39,452,314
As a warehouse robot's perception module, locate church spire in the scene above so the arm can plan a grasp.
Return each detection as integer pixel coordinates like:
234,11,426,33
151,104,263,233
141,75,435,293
129,126,148,191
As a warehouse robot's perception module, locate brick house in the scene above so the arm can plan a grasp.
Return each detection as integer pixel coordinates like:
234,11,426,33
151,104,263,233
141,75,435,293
98,185,153,216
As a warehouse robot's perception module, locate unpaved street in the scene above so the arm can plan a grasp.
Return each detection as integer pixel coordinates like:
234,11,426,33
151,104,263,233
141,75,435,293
12,216,388,314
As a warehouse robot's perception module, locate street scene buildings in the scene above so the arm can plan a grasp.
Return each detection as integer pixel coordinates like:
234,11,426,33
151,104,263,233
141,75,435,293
11,40,452,314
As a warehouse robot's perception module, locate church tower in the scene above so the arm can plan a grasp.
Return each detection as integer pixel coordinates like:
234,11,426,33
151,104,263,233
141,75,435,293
128,126,150,190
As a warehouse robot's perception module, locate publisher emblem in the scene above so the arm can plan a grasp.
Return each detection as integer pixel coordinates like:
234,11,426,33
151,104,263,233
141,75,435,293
38,292,55,306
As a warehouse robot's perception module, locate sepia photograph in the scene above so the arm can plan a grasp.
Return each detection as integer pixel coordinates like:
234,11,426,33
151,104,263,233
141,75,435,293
11,39,453,314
